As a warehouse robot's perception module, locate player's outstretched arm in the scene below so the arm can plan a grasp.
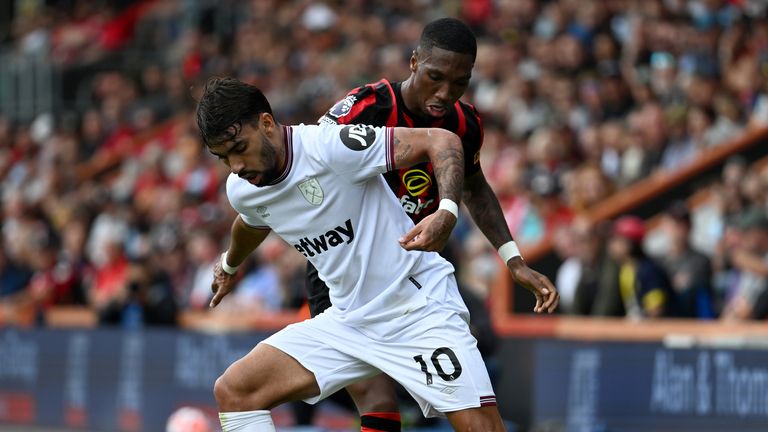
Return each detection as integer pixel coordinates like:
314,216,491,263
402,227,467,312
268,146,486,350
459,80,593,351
391,127,464,252
463,171,559,313
210,215,271,308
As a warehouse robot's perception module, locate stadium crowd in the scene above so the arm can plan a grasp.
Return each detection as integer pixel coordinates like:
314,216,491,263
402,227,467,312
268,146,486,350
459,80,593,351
1,0,768,327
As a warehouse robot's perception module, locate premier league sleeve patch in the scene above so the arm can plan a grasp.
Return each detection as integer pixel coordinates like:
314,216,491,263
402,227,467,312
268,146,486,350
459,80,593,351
340,125,376,150
328,95,357,118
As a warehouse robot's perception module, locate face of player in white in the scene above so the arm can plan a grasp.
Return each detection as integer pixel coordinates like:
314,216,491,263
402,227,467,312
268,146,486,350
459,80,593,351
407,46,474,118
207,113,284,187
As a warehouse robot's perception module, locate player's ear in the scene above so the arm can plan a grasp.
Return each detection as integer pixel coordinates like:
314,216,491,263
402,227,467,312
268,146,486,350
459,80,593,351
410,49,418,73
259,112,275,132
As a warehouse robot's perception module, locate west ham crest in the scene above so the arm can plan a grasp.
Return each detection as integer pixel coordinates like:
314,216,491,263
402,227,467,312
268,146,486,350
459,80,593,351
298,178,323,205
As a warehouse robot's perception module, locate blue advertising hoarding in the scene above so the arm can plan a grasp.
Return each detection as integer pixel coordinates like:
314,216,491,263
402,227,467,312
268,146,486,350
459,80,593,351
497,339,768,432
0,327,268,431
2,328,768,431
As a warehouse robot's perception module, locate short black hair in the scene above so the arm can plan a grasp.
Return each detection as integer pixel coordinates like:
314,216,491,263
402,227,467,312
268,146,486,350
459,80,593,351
419,18,477,60
196,77,272,147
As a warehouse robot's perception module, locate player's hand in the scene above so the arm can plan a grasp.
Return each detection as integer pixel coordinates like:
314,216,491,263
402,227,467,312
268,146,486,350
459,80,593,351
507,257,559,313
210,257,238,308
398,210,456,252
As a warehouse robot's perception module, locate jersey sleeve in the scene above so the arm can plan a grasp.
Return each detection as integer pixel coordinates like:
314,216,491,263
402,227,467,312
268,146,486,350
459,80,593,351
461,103,484,177
237,212,268,230
319,82,391,126
225,175,270,229
315,123,395,183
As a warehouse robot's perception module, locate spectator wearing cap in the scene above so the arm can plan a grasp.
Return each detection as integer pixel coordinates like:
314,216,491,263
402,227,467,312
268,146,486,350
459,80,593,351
602,216,679,319
657,202,715,318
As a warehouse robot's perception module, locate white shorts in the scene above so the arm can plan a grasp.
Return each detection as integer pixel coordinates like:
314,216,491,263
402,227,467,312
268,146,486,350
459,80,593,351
261,274,496,418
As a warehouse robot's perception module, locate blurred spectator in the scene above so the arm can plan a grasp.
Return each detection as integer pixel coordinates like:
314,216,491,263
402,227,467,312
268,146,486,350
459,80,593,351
604,216,679,319
715,208,768,321
214,235,303,313
661,107,698,171
99,257,178,327
185,229,219,310
86,234,130,323
0,245,32,300
26,235,86,319
555,217,624,317
2,0,768,326
564,163,613,211
690,156,749,254
656,202,715,318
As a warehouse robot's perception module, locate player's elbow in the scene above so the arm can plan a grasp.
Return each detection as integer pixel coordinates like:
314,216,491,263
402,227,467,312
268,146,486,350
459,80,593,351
431,128,464,164
431,128,462,151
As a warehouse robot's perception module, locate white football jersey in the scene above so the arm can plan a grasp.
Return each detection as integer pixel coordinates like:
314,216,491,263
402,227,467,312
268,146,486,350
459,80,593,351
226,123,455,324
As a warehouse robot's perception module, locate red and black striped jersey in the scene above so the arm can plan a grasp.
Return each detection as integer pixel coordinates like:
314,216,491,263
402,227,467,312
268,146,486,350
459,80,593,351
319,79,484,224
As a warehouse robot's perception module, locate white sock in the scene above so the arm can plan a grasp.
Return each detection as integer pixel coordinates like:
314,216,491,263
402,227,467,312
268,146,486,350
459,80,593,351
219,410,275,432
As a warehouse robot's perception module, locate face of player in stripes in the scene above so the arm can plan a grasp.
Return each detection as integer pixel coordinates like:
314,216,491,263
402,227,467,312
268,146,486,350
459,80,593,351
207,115,282,187
409,46,474,118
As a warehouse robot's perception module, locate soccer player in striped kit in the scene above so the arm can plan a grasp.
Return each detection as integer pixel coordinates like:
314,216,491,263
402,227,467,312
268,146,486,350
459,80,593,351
308,18,560,432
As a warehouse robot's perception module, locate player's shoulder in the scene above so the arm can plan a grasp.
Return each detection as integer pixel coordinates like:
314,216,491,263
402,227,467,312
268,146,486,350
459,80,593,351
292,123,348,157
452,100,483,144
353,78,396,102
321,79,395,125
293,122,340,139
370,78,396,99
300,122,386,148
225,172,250,205
456,100,482,128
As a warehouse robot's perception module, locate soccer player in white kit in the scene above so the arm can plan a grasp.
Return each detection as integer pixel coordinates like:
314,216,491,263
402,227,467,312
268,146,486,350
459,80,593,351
196,77,506,431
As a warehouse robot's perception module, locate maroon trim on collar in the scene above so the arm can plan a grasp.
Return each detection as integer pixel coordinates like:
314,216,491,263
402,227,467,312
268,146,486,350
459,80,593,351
266,126,293,186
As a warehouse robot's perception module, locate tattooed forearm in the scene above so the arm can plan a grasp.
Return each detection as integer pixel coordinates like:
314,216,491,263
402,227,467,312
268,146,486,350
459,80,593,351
432,146,464,204
464,172,514,248
390,128,464,203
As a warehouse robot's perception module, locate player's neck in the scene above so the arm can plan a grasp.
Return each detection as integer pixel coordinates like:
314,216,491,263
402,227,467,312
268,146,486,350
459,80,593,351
275,124,287,171
400,77,425,118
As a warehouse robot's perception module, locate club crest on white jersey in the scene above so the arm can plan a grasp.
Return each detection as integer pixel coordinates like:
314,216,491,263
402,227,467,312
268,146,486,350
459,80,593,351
298,177,324,205
226,123,454,323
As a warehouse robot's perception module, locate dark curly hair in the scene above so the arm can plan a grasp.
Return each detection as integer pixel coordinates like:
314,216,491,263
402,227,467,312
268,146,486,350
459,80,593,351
195,77,273,147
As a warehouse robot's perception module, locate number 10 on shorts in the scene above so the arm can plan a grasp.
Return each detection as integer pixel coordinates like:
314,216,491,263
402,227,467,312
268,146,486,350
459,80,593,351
413,347,463,385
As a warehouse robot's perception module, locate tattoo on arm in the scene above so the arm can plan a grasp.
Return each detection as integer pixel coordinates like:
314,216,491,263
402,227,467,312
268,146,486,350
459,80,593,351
392,129,464,203
433,147,464,203
464,173,514,248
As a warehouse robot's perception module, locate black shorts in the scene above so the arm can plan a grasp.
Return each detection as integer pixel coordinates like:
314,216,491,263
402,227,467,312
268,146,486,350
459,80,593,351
305,261,332,317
